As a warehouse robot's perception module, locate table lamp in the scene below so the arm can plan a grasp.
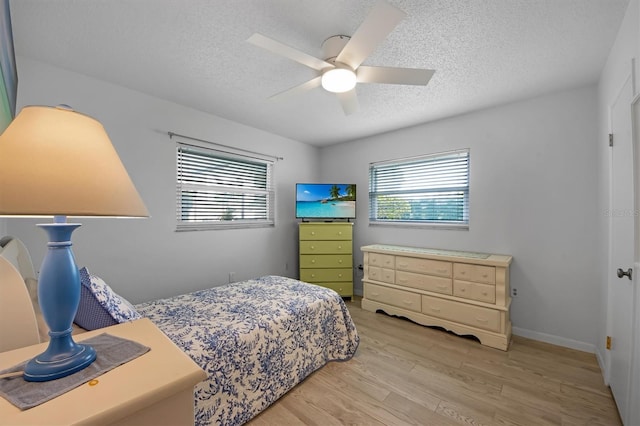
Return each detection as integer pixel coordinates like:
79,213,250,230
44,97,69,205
0,105,148,382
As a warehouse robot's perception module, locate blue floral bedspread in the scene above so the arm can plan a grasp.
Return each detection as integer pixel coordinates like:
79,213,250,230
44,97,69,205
135,275,359,425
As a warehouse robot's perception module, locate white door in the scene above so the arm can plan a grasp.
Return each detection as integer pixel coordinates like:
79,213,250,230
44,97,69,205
609,75,635,424
629,94,640,426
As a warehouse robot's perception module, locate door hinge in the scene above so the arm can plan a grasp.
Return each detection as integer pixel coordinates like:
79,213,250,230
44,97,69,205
609,133,614,147
606,335,612,350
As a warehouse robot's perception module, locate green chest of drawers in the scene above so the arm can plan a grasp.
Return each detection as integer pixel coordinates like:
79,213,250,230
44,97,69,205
299,222,353,299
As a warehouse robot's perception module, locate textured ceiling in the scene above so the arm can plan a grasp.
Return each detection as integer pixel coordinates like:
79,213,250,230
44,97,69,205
9,0,630,146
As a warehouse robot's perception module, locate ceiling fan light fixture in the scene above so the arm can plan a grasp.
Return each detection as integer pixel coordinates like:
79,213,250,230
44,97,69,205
321,67,356,93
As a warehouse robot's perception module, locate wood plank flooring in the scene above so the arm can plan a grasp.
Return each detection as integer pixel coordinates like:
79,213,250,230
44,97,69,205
248,299,621,426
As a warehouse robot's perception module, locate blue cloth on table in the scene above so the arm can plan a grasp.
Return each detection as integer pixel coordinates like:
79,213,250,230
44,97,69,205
0,333,149,410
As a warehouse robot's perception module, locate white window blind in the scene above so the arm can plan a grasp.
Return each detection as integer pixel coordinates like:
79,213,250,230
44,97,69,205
176,143,274,231
369,149,469,228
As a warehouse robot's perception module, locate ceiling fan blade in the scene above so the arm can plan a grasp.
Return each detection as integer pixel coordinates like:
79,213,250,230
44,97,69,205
268,76,322,102
335,0,406,70
357,66,435,85
337,89,359,115
247,33,333,71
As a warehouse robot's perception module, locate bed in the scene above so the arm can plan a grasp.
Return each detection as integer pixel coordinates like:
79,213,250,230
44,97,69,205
0,237,360,425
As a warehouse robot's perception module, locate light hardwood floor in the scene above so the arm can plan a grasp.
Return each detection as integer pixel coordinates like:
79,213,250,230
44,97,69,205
249,299,621,426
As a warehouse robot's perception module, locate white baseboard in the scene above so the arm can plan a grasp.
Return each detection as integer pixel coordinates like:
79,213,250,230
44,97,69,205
594,345,608,384
512,326,596,354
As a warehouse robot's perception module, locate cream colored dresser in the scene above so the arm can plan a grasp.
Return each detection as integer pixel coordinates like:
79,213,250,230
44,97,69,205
361,244,513,350
299,222,353,299
0,318,207,425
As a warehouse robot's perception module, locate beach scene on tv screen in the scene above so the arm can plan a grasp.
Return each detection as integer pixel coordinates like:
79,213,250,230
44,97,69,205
297,184,356,218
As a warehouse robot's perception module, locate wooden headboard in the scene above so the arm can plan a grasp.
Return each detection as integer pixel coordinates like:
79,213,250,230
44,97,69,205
0,238,41,352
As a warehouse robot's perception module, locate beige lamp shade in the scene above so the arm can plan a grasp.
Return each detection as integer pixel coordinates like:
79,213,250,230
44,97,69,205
0,105,148,217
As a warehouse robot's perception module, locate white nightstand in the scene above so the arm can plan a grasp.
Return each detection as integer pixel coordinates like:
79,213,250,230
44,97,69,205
0,318,207,425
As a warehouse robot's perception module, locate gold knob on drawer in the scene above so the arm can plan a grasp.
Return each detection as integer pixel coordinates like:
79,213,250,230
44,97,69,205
338,274,343,278
310,245,315,250
311,260,316,264
311,232,315,235
338,260,343,264
338,245,342,249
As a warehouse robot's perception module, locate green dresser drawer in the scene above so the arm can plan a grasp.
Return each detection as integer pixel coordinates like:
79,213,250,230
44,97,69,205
300,240,352,254
299,224,352,240
300,268,352,282
300,254,352,268
320,282,354,297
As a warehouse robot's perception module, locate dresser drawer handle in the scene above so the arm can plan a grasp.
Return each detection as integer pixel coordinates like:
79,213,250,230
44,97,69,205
475,317,488,323
430,307,441,313
437,285,447,290
398,278,408,284
311,260,316,264
372,292,380,297
337,231,343,236
310,232,315,236
459,288,466,292
481,291,488,296
338,274,343,278
460,271,466,275
310,245,315,250
403,300,413,306
338,259,343,264
398,262,408,268
311,274,316,278
337,245,342,250
437,269,448,274
482,274,488,278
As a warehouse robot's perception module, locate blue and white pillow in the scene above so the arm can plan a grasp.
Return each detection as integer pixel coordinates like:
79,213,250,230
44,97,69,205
74,267,141,330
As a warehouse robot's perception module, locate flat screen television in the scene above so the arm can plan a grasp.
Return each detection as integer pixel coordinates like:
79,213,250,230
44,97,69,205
296,183,356,220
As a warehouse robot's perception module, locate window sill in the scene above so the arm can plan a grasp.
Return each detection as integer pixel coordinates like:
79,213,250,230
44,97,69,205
368,220,468,231
176,222,275,232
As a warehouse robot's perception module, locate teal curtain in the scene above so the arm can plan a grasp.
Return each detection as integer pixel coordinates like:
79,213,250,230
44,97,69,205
0,0,17,134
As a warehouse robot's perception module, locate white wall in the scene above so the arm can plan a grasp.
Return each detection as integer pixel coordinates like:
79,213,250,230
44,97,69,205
8,56,319,303
320,85,600,350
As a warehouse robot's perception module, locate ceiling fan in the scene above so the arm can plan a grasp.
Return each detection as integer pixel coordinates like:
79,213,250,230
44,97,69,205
247,0,435,115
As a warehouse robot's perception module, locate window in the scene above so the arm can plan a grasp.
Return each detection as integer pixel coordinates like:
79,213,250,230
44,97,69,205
369,149,469,228
176,143,274,231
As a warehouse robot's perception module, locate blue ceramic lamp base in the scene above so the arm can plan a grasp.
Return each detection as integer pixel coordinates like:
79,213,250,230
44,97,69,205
23,219,97,382
23,341,96,382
